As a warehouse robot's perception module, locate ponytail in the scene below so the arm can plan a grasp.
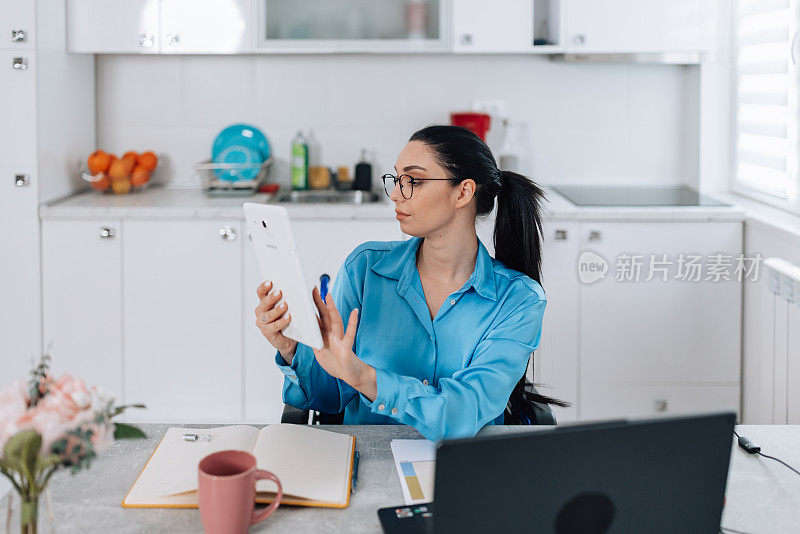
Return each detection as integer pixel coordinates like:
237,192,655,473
494,170,547,286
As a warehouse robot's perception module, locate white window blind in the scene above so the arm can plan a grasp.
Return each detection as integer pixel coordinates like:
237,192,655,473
735,0,799,199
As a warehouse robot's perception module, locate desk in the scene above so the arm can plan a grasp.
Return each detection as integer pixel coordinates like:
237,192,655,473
1,424,797,533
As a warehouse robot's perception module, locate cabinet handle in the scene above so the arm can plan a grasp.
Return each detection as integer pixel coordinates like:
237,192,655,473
11,29,27,43
138,33,155,48
654,399,668,413
12,57,27,71
99,227,115,239
14,174,30,187
219,226,237,241
459,33,473,46
573,33,586,46
554,229,568,241
792,31,799,66
588,230,602,242
166,33,181,46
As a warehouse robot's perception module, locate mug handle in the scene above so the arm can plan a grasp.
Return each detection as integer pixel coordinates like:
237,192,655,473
251,470,283,525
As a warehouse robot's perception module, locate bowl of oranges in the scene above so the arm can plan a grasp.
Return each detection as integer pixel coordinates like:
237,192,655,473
82,150,159,194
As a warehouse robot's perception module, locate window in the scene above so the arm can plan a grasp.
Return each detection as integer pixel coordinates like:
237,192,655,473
733,0,800,212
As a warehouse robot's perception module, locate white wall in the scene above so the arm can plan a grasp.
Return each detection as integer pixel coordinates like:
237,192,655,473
96,54,690,189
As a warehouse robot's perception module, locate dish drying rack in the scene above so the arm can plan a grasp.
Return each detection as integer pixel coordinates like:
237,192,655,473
195,157,273,196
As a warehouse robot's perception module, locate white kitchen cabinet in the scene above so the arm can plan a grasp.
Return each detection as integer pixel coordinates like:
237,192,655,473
581,383,740,420
535,221,580,421
66,0,252,54
564,0,713,54
1,1,35,50
578,221,742,419
0,49,39,388
452,0,533,53
66,0,160,54
160,0,252,54
122,220,244,422
41,220,124,400
243,218,403,422
255,0,450,53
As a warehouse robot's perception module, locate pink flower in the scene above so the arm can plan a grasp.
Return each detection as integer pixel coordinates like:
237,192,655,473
0,379,29,454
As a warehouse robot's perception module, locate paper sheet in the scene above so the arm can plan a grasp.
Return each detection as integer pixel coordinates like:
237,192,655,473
390,439,436,505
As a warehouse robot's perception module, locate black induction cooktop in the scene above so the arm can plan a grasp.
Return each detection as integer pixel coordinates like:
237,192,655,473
551,185,730,207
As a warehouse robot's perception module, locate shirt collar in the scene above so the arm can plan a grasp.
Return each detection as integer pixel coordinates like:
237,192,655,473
371,236,498,301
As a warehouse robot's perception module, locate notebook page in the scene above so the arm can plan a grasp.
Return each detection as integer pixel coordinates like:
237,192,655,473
124,425,260,503
252,424,352,503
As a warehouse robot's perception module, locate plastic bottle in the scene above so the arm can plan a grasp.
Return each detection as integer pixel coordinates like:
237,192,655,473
291,131,309,190
498,119,519,173
354,149,372,191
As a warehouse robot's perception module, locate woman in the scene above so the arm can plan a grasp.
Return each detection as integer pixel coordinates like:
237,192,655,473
255,125,548,442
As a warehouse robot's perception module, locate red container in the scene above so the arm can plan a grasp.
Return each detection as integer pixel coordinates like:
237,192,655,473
450,112,492,140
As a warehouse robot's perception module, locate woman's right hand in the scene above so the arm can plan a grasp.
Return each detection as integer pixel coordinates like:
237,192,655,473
255,281,298,363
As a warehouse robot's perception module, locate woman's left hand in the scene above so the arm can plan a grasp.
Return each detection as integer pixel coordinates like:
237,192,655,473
311,286,374,393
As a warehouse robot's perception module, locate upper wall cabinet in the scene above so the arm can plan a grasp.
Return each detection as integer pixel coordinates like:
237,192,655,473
254,0,450,53
1,1,35,50
452,0,533,53
564,0,714,54
67,0,252,54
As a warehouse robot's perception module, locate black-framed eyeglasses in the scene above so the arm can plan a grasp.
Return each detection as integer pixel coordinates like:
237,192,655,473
381,173,452,199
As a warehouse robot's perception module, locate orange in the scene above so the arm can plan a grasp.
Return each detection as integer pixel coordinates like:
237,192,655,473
87,150,112,174
108,158,132,180
137,151,158,172
122,151,138,162
131,165,151,187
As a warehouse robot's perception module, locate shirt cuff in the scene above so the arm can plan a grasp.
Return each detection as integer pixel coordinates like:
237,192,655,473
274,348,301,385
359,368,408,418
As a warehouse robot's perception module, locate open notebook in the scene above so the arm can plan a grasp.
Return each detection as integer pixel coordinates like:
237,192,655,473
122,424,355,509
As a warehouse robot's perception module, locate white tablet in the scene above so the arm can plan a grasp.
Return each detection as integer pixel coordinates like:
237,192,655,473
243,202,323,350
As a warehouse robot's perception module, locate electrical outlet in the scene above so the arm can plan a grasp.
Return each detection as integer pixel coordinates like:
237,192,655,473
471,99,507,119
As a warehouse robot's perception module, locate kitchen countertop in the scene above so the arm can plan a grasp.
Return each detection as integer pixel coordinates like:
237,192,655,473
0,423,797,533
39,185,746,222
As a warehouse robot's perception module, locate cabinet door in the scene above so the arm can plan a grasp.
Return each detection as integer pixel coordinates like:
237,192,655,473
581,383,739,420
123,220,243,422
160,0,252,54
0,52,36,164
243,219,402,421
535,222,579,421
41,221,123,400
452,0,533,52
565,0,713,54
0,164,40,389
0,0,35,50
66,0,160,53
578,222,742,417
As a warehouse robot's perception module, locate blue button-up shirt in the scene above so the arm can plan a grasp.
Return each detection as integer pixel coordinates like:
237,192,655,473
275,236,547,442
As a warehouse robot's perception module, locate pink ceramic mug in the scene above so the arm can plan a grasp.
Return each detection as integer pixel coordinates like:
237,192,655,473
198,450,282,534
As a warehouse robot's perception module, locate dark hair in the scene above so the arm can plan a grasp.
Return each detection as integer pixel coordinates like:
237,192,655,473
409,125,571,423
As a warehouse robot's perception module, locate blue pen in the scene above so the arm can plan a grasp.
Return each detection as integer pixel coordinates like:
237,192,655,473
351,449,360,492
320,274,330,301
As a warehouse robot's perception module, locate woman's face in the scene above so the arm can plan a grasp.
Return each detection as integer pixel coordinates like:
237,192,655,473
389,140,474,237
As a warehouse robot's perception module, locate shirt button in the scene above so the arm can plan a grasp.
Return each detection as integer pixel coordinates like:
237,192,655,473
450,299,455,305
391,407,398,415
378,403,385,411
422,379,429,386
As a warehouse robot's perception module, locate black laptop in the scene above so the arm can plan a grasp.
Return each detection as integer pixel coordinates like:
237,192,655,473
378,412,735,534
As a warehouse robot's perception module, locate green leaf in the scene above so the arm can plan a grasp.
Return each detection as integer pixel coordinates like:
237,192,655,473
34,454,61,476
113,423,146,439
4,430,41,482
110,403,147,418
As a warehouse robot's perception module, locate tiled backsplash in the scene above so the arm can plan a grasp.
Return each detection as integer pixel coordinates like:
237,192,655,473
97,54,688,189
